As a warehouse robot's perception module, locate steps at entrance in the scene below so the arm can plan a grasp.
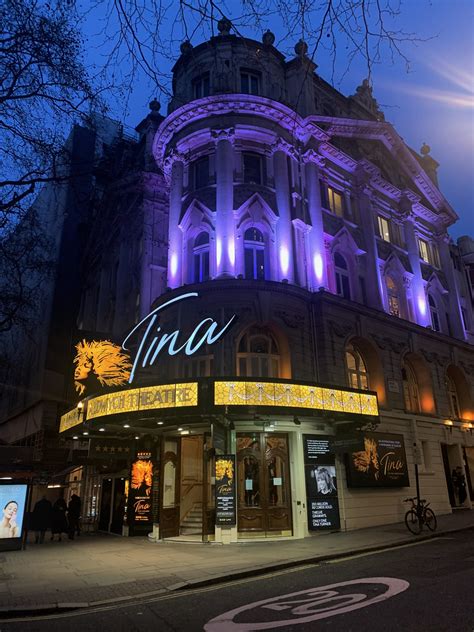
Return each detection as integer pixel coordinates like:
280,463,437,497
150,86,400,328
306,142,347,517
180,504,202,535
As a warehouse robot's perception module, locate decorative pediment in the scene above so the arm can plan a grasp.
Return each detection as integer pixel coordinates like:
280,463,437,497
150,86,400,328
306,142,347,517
235,192,278,230
331,226,365,256
384,252,411,277
179,198,214,232
425,271,449,295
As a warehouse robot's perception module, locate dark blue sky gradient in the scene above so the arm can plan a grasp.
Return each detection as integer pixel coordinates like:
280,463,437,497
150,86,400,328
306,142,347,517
82,0,473,239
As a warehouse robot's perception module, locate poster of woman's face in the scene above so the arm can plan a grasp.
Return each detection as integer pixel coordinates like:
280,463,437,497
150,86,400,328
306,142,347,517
305,465,337,498
0,484,27,539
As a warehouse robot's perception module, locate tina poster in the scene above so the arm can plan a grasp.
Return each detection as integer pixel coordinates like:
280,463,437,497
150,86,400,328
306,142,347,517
345,432,409,488
129,451,154,534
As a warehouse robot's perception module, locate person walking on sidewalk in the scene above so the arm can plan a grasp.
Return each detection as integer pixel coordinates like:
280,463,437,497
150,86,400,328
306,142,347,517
32,495,52,544
67,494,81,540
51,496,68,541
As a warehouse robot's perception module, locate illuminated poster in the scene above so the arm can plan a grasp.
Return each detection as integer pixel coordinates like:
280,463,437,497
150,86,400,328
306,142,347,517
0,484,27,539
215,456,236,526
129,451,153,534
345,432,409,488
303,435,340,531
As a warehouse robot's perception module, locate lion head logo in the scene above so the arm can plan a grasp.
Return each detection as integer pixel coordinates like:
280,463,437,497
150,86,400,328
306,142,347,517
74,340,132,395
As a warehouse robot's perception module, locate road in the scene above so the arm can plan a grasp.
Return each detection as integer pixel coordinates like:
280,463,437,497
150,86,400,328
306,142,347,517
3,531,474,631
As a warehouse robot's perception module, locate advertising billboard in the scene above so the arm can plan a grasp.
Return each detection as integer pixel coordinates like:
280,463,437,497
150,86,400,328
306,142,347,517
215,455,236,526
303,435,340,531
0,484,27,540
345,432,410,488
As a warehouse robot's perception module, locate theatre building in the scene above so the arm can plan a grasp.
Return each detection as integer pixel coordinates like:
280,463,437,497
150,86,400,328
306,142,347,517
2,19,474,541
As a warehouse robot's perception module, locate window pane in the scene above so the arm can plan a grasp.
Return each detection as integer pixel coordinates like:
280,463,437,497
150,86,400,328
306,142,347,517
251,357,259,376
244,248,254,279
203,251,210,281
251,75,259,95
243,456,260,507
240,73,249,93
194,157,209,189
243,154,262,184
271,359,279,377
256,249,265,279
194,254,200,283
346,351,356,370
260,357,269,376
239,357,247,376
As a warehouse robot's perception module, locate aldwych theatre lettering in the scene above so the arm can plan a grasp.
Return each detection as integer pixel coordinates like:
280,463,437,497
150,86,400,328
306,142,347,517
122,292,236,383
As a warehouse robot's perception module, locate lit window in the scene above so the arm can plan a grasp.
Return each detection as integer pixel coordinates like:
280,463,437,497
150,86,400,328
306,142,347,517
418,238,430,263
240,71,260,95
378,216,391,242
244,228,265,280
193,156,209,189
334,252,351,300
193,232,210,283
386,276,401,318
327,186,344,217
428,294,441,332
193,73,210,99
402,362,420,412
345,344,369,390
237,328,280,377
243,153,262,184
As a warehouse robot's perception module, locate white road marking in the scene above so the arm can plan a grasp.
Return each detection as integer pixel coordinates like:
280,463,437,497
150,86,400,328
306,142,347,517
204,577,410,631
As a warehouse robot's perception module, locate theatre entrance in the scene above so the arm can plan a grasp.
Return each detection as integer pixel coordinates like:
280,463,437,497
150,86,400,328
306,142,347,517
236,432,292,536
160,435,209,538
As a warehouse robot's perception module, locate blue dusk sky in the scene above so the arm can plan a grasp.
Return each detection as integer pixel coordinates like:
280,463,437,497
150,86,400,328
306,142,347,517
82,0,473,240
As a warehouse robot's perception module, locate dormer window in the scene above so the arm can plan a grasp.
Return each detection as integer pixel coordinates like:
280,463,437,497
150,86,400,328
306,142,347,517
193,73,210,99
240,70,260,95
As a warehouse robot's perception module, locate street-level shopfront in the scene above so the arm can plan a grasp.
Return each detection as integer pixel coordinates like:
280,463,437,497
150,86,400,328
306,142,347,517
60,377,395,541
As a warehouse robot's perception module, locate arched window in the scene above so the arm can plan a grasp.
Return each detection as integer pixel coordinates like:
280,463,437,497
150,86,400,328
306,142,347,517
428,294,441,332
237,328,280,377
334,253,351,299
345,343,369,390
386,276,401,318
193,232,210,282
244,228,265,280
402,361,420,412
447,374,461,418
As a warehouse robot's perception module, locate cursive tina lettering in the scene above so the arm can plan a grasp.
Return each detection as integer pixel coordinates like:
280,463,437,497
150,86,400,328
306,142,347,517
122,292,236,383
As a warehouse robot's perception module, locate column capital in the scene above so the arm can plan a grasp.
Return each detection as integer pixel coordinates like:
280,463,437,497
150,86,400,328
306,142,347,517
271,137,298,159
301,148,325,167
163,148,186,182
211,127,235,144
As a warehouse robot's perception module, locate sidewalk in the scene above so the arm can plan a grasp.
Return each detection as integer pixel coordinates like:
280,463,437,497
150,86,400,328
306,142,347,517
1,510,473,615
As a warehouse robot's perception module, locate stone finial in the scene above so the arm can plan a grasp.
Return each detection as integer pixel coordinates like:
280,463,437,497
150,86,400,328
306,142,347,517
149,99,161,113
351,78,385,121
262,29,275,46
180,40,193,54
420,142,431,156
217,17,232,35
294,38,308,56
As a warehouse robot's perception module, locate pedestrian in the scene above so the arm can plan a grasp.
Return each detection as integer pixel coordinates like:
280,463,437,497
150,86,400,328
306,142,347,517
51,496,68,541
32,495,52,544
456,466,467,505
67,494,81,540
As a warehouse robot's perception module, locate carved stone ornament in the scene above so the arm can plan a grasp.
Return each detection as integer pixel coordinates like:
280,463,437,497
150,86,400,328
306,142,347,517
274,310,305,329
210,127,235,143
271,137,298,159
371,334,406,354
328,319,354,339
301,148,325,168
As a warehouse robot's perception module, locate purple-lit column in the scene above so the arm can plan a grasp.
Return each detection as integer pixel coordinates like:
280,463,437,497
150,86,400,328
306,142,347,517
356,176,383,309
273,141,295,283
166,153,184,288
303,150,327,290
213,128,235,277
437,234,466,339
402,196,430,327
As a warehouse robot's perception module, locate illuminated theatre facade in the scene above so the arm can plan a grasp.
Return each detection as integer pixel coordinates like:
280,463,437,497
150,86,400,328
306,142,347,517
59,21,474,540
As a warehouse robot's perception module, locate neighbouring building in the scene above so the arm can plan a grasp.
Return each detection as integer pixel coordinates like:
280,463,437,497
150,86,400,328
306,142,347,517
1,19,473,541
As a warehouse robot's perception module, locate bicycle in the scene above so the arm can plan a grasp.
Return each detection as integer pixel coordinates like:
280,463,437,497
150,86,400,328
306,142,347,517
403,497,437,535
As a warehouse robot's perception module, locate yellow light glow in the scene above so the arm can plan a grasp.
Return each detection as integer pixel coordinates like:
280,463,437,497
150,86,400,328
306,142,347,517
59,409,83,433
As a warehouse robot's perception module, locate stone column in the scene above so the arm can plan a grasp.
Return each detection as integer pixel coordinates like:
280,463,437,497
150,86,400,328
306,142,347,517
355,175,383,309
166,153,184,288
401,194,431,327
437,234,466,340
273,140,295,283
213,128,235,277
303,150,327,291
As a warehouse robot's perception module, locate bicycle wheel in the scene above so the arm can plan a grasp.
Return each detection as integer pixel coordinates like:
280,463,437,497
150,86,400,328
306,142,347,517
424,507,437,531
405,509,421,534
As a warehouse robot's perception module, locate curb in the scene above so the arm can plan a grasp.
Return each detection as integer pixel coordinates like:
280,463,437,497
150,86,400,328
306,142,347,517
1,523,473,619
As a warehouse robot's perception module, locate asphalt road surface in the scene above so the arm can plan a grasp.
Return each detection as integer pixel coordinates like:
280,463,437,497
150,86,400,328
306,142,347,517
3,530,474,632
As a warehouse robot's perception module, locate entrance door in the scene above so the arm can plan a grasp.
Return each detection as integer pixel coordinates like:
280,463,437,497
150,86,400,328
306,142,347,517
110,478,126,534
179,436,203,535
160,438,180,538
236,433,292,535
98,478,112,531
441,443,456,507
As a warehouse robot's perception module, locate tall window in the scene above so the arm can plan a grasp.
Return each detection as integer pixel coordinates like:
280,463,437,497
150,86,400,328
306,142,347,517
240,71,260,95
244,227,265,280
428,294,441,332
418,238,430,263
334,252,351,300
378,216,391,242
345,343,369,390
386,276,401,317
243,153,263,184
237,328,280,377
327,186,344,217
193,73,210,99
193,156,209,189
446,374,461,418
402,362,420,412
193,232,210,282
